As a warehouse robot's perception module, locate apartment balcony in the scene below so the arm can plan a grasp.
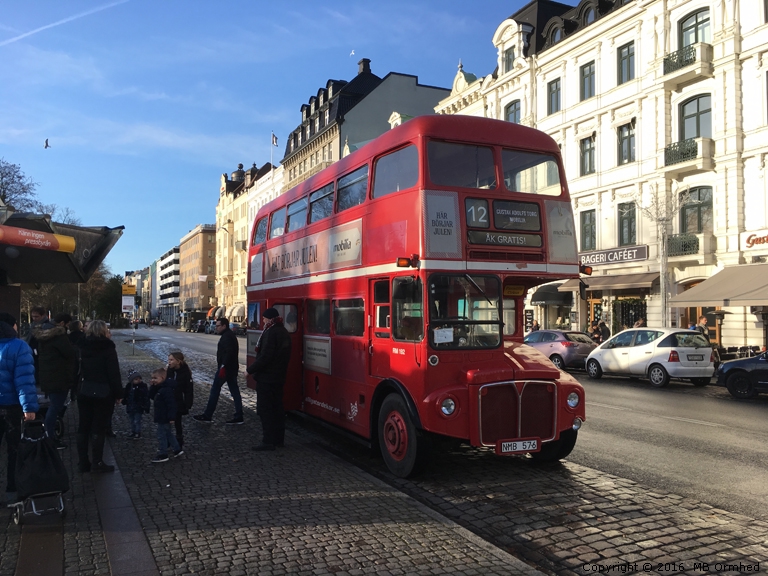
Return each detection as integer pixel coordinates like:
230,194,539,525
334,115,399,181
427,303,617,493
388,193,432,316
663,137,714,177
235,240,247,251
667,233,716,265
662,43,713,90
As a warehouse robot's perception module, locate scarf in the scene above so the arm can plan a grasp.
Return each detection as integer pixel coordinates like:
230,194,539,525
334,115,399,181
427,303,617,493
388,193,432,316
256,316,283,350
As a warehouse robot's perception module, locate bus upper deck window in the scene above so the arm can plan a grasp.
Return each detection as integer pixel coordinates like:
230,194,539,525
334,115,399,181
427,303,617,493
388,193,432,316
286,198,308,233
337,165,369,212
310,183,334,223
501,149,561,196
252,217,268,245
427,141,496,190
373,145,418,198
269,208,286,239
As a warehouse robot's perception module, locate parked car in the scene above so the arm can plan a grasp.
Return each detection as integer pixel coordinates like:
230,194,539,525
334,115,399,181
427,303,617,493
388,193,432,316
192,319,206,333
204,319,218,334
523,330,597,370
585,327,714,387
229,322,246,336
715,351,768,399
158,320,168,326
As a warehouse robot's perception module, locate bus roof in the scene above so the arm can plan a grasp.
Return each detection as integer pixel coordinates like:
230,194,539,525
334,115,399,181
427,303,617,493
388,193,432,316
257,115,561,218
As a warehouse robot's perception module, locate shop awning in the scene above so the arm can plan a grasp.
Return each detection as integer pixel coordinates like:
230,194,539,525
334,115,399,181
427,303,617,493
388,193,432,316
215,306,226,318
230,304,245,318
669,263,768,307
206,307,217,319
558,272,659,291
530,283,573,306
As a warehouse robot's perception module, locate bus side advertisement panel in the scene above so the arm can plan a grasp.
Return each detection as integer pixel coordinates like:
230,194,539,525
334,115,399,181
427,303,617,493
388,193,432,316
422,190,461,259
304,335,331,375
264,219,363,281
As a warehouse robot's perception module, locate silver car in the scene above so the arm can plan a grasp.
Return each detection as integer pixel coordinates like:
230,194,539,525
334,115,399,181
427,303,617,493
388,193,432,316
585,327,714,387
523,330,597,370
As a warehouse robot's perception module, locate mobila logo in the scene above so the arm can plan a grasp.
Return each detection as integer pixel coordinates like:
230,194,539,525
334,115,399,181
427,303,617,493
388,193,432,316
333,238,352,252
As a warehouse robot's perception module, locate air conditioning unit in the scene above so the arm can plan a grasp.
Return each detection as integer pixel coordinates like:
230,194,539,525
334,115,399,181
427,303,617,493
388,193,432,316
235,240,247,251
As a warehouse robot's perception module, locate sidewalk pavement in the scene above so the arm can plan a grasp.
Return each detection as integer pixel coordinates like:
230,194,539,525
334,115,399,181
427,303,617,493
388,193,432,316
1,337,545,576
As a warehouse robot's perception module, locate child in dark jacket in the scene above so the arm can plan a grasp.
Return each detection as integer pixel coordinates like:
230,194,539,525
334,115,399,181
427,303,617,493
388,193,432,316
122,371,150,439
148,367,182,463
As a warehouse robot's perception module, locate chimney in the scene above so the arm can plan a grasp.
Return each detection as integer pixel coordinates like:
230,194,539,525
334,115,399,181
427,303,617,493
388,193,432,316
358,58,371,75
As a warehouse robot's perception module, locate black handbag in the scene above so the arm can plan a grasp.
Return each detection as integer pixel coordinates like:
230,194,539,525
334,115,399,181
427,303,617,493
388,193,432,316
79,379,110,399
16,423,70,499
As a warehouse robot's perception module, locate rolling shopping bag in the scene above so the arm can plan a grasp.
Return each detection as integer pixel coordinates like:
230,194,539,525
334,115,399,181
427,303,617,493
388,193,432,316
15,421,70,500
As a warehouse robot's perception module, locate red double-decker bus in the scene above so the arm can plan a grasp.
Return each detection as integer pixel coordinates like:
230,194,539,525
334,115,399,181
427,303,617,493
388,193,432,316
246,115,585,477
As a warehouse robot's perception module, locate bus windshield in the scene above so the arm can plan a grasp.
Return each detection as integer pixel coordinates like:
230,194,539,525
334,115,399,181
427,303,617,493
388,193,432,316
428,274,501,349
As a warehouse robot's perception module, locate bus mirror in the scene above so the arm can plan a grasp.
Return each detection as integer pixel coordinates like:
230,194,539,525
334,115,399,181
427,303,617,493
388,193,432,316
579,280,587,301
579,264,593,276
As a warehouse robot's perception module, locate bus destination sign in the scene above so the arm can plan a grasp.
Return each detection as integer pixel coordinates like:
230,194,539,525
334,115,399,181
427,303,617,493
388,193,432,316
493,201,541,231
467,230,542,247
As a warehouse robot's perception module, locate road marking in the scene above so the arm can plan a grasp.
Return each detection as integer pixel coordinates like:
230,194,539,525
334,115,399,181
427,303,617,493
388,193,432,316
587,402,726,428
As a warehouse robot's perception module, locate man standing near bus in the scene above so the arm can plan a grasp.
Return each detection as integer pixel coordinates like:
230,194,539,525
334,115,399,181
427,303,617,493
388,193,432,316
193,317,243,425
246,308,291,451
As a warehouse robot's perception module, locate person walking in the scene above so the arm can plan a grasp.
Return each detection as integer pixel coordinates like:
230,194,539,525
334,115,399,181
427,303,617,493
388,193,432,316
0,313,38,503
598,321,611,342
695,315,710,342
193,317,242,424
34,312,76,449
246,308,291,451
529,320,540,332
167,351,193,448
76,320,123,473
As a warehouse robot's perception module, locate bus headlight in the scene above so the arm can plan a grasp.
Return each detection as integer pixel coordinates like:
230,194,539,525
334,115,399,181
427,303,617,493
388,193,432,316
567,392,580,408
441,398,456,416
572,417,583,431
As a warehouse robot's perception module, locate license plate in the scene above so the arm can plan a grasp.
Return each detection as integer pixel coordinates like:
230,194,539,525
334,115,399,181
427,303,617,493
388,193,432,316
687,354,704,361
496,438,539,454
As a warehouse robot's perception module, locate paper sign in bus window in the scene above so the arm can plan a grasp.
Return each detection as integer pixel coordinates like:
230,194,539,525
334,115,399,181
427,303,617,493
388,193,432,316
433,327,454,344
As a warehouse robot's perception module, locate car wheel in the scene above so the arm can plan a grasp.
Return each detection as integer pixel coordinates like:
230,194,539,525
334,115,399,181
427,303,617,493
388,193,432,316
531,429,578,462
586,359,602,379
648,364,670,388
549,354,565,370
690,377,710,387
726,372,757,399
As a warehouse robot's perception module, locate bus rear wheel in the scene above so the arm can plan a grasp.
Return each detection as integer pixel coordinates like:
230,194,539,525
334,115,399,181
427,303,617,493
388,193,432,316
530,429,578,462
378,394,426,478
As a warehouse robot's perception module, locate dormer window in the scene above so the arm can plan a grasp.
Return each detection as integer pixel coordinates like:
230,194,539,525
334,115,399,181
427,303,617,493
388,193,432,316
552,28,562,43
315,118,320,132
503,47,515,73
325,110,330,125
584,8,595,25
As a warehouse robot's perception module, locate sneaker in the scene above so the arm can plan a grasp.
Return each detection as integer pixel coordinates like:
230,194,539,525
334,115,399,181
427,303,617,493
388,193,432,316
224,417,244,425
151,454,169,463
172,449,184,458
91,461,115,473
192,414,213,423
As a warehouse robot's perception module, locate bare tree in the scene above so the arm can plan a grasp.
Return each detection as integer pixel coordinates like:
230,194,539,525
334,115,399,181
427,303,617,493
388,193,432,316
0,158,39,211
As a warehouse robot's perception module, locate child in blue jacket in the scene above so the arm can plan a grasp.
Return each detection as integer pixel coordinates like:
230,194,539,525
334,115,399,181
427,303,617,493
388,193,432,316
148,367,182,463
122,371,150,439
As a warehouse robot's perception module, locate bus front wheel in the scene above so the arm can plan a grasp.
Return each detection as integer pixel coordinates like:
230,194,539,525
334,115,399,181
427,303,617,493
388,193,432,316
530,429,578,462
378,394,426,478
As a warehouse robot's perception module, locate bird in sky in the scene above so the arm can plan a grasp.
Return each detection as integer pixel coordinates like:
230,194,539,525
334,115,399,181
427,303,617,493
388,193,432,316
349,49,354,57
44,139,50,149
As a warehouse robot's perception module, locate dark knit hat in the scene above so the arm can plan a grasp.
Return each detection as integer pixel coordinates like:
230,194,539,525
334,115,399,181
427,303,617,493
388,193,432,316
127,371,142,382
262,307,279,319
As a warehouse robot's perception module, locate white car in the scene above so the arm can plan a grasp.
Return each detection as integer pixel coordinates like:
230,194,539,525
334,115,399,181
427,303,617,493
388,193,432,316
585,327,714,387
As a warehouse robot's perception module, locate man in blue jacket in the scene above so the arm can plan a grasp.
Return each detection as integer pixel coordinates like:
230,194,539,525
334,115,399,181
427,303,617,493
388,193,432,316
0,313,38,503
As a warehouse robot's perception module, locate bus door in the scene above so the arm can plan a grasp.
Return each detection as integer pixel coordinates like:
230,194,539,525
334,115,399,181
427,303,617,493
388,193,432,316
369,278,392,378
273,302,303,411
388,276,424,379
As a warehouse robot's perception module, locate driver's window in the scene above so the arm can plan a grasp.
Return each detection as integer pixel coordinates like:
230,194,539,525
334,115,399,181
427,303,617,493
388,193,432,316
525,332,542,343
613,331,635,347
541,332,557,342
393,277,423,342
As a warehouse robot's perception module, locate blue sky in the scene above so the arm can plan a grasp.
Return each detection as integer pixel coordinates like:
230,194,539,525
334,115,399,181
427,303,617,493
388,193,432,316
0,0,556,277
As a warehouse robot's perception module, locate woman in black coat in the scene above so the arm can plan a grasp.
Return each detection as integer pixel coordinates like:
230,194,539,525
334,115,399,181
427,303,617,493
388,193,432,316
76,320,122,473
167,351,193,449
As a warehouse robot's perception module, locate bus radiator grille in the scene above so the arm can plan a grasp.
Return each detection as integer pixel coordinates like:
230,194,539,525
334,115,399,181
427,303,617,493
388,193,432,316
479,382,556,445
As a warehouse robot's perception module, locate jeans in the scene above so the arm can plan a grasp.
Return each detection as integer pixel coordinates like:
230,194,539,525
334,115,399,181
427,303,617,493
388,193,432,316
130,412,143,435
156,422,180,456
202,370,242,419
0,405,22,492
44,392,67,438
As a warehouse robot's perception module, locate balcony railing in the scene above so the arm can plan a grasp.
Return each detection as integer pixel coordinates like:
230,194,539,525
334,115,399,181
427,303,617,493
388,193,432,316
667,233,700,256
664,139,698,166
663,45,696,74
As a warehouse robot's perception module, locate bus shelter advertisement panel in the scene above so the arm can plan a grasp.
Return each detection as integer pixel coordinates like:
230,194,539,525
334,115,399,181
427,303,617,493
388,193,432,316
264,219,362,281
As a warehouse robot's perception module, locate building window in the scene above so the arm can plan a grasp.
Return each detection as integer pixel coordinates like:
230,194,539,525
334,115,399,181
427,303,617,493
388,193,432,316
505,100,521,124
208,280,214,290
580,135,595,176
680,9,710,48
617,42,635,85
551,28,561,44
680,94,711,140
325,110,330,125
681,187,713,234
580,61,595,101
618,122,635,165
581,209,596,251
547,78,561,114
503,47,515,73
584,8,595,25
618,202,636,246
